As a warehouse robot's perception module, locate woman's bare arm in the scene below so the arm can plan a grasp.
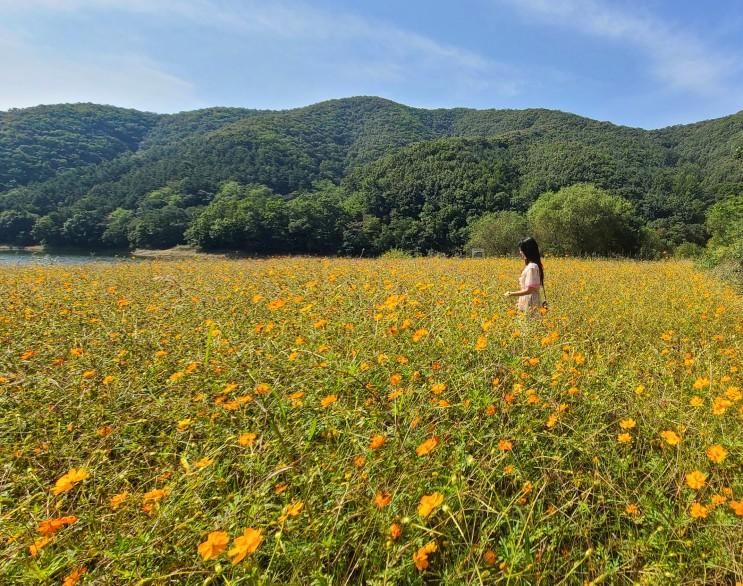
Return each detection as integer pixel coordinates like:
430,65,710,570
504,286,539,298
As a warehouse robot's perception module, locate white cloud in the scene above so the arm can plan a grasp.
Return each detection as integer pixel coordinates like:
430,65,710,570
0,34,199,112
0,0,524,111
499,0,736,96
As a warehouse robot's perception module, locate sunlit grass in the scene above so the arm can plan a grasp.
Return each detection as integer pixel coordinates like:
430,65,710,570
1,257,741,584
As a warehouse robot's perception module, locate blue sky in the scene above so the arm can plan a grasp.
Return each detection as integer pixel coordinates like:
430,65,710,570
1,0,742,128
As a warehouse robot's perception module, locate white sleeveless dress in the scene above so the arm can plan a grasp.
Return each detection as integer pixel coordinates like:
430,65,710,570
517,262,542,312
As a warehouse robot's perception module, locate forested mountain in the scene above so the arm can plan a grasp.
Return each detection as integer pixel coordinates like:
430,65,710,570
0,97,741,253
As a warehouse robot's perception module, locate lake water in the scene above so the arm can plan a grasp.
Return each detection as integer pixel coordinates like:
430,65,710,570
0,250,129,266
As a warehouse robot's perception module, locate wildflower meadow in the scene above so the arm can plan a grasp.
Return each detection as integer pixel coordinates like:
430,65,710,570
1,257,741,584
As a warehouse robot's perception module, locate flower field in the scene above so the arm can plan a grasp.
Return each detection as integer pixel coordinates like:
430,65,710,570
1,257,741,584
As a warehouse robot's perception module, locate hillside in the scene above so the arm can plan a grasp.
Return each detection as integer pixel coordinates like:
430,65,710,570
0,97,741,252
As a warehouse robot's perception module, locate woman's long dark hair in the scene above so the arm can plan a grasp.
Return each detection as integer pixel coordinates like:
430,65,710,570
518,237,544,285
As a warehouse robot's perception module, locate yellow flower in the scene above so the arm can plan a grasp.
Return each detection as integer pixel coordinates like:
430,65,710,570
689,396,704,407
198,530,229,561
483,549,498,566
712,396,732,415
374,491,392,508
51,468,89,495
37,515,77,535
692,377,710,390
689,501,708,519
617,433,632,444
416,437,439,457
62,566,87,586
706,444,728,464
228,528,263,564
194,457,213,469
321,394,338,408
418,492,444,518
239,432,257,447
411,328,429,342
619,418,636,430
685,470,706,490
110,491,130,510
413,540,438,571
498,439,513,451
370,434,386,450
255,383,271,395
29,536,52,557
475,336,488,351
659,430,681,446
389,522,402,540
176,419,192,432
279,500,304,522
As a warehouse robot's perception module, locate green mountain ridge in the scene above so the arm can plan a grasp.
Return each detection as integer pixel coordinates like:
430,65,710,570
0,96,741,252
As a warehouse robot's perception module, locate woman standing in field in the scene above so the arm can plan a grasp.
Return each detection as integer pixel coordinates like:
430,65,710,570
504,237,545,313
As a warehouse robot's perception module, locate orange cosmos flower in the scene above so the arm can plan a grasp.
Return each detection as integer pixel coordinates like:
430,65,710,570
255,383,271,394
198,530,230,561
389,373,402,386
659,430,681,446
712,396,732,415
411,328,429,342
389,522,402,540
370,435,386,450
279,501,304,522
689,396,704,407
416,437,439,456
228,528,263,564
194,457,213,469
239,432,257,447
62,566,87,586
625,503,639,516
37,515,77,536
110,491,129,510
706,444,728,464
142,488,168,505
168,371,185,383
692,377,710,390
321,394,337,408
498,439,513,451
689,502,708,519
418,492,444,518
485,404,496,416
413,540,438,571
431,382,446,395
52,468,89,495
483,549,497,566
374,491,392,508
729,500,743,516
96,425,113,437
29,536,52,557
685,470,706,490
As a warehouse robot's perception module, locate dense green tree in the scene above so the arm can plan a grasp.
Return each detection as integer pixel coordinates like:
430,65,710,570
528,184,641,255
128,206,192,249
465,211,527,256
101,208,135,249
61,210,106,248
706,195,743,247
0,210,38,245
186,182,287,252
